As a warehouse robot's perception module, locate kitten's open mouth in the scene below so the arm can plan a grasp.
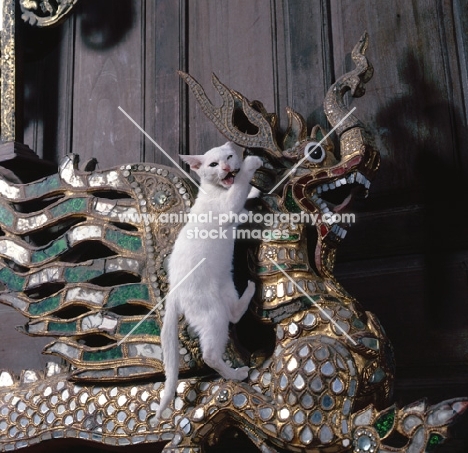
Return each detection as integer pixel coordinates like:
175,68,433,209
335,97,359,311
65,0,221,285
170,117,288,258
221,169,239,187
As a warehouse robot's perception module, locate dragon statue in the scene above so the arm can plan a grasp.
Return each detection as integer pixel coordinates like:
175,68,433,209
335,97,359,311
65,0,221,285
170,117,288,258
0,33,466,452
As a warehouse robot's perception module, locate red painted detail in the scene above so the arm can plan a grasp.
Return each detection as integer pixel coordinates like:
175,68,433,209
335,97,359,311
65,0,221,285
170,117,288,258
346,155,362,168
331,167,346,176
315,171,328,179
320,224,328,236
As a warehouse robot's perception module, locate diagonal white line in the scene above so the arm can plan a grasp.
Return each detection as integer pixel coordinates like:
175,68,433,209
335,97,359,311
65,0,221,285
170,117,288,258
117,257,206,345
118,106,206,194
268,107,357,194
266,256,357,345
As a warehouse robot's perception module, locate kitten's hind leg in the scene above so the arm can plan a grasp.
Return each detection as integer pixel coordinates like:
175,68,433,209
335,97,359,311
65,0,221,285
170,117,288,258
199,325,250,381
230,280,256,323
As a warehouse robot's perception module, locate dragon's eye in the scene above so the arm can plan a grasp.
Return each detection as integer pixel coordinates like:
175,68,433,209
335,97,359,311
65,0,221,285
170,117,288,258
227,155,233,160
209,162,218,167
304,142,326,163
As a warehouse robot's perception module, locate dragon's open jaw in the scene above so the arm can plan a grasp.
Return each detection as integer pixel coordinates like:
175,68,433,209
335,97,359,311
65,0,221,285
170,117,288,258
310,170,372,240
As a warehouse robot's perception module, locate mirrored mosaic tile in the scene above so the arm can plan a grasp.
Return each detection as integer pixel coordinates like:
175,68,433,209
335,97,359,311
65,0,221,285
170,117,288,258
280,424,294,442
279,407,290,421
293,374,306,391
300,425,313,445
319,424,334,444
287,357,298,372
321,361,335,376
304,359,316,374
259,407,273,421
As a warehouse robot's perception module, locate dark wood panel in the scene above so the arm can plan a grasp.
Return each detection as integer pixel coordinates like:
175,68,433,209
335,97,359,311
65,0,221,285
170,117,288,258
71,0,145,168
0,309,56,374
143,0,185,167
22,18,74,162
187,0,278,155
336,251,468,368
330,0,467,201
282,0,333,131
336,205,468,262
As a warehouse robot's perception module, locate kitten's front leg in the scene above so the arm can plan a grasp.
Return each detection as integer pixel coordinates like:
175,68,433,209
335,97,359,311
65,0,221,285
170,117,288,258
241,155,263,176
247,186,261,199
226,156,263,211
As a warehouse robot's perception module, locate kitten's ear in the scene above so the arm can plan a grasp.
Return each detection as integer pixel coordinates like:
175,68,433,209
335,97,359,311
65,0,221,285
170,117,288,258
225,141,244,160
179,154,204,170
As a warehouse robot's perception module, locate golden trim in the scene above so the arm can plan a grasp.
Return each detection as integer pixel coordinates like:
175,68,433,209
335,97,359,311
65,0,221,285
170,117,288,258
20,0,80,27
1,0,16,142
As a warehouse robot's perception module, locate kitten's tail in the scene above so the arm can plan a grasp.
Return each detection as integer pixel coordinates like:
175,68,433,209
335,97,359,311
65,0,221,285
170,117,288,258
156,300,180,420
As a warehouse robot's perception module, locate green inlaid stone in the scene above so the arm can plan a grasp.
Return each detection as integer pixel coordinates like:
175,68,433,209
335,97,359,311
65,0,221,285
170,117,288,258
25,174,61,198
352,317,366,330
0,205,14,228
374,409,395,438
285,187,301,213
290,263,308,270
299,296,319,307
83,346,123,362
50,197,87,217
280,233,300,241
48,320,77,333
29,296,61,316
64,266,102,283
32,251,47,263
426,433,444,451
0,267,25,291
119,319,160,336
32,238,69,263
106,284,149,308
105,228,142,252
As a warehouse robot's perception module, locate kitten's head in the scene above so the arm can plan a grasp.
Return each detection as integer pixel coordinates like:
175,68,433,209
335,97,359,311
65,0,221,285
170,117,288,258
180,142,243,189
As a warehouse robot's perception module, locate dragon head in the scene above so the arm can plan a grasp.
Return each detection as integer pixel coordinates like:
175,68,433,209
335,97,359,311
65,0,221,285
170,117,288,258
180,32,379,280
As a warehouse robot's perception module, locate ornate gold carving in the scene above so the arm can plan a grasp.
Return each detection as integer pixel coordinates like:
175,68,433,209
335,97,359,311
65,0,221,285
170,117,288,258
19,0,80,27
0,34,466,453
1,0,16,142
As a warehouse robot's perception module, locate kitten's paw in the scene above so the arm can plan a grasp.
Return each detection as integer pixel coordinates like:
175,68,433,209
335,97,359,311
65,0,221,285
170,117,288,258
247,186,261,199
233,366,250,381
245,280,256,299
243,156,263,172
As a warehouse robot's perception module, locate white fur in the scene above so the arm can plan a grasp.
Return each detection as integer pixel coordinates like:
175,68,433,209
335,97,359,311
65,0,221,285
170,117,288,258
156,142,262,419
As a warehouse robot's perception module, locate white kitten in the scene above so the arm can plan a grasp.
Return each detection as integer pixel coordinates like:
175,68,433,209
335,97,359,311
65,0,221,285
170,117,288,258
156,142,263,418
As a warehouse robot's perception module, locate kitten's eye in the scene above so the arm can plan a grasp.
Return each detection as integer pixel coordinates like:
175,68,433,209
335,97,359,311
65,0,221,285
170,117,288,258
209,162,218,167
304,142,326,164
227,155,233,160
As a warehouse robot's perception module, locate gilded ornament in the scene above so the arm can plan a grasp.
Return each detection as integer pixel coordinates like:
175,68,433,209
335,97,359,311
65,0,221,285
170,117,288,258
0,33,466,453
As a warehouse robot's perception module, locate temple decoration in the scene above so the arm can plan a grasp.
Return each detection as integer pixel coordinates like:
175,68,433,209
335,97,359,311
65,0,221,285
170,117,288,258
19,0,80,27
0,33,466,453
1,0,17,142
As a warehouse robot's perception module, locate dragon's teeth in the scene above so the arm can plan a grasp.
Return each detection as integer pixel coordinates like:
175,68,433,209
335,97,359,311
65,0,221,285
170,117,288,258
322,184,329,192
329,182,336,190
339,178,347,185
347,173,355,183
365,179,371,189
317,186,322,194
335,180,342,187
